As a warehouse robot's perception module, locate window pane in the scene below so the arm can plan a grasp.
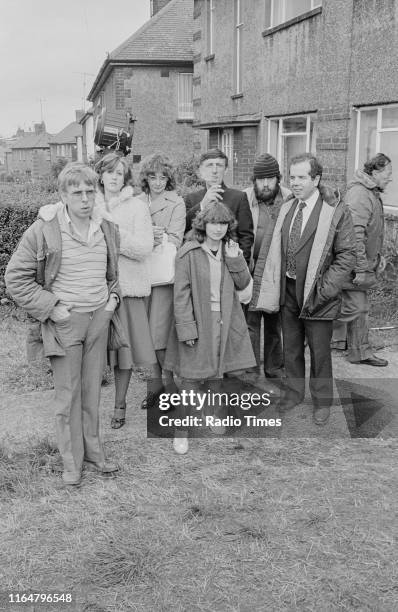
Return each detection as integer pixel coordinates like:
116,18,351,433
282,116,307,134
264,0,271,27
285,0,311,21
379,132,398,207
381,106,398,129
268,120,279,158
178,73,193,119
283,134,307,183
358,109,377,170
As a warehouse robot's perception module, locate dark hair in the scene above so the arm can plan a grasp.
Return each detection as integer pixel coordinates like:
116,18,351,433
94,152,132,193
199,148,229,168
191,202,238,244
139,153,176,194
289,153,323,180
364,153,391,176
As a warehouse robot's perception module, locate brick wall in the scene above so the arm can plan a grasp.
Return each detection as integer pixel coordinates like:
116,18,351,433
232,127,257,188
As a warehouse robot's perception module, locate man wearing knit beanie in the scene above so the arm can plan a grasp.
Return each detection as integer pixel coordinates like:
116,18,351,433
244,153,293,382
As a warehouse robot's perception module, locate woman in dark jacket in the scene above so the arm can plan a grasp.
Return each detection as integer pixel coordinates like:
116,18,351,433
164,202,256,454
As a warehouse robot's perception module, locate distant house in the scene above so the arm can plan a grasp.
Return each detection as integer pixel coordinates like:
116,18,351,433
8,123,51,178
79,106,95,163
49,111,84,165
192,0,398,208
87,0,197,165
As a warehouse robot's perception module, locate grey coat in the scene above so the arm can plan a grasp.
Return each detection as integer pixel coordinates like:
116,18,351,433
164,241,256,379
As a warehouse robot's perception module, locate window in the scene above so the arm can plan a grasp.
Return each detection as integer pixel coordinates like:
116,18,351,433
221,129,234,183
234,0,243,94
206,0,215,56
355,104,398,208
178,73,194,120
264,0,322,28
266,114,316,181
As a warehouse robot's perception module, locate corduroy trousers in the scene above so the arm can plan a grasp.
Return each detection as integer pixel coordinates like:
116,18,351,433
49,306,113,482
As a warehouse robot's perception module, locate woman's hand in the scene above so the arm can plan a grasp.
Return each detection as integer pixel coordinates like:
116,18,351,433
185,339,196,347
153,225,165,247
224,240,240,258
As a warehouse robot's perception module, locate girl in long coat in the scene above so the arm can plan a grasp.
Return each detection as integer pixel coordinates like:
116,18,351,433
164,202,256,454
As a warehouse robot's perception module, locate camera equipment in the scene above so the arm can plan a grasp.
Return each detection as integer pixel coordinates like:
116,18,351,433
94,107,136,155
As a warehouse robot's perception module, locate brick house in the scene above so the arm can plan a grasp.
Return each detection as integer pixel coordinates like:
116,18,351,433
8,123,51,178
87,0,196,165
192,0,398,210
49,111,84,165
79,106,95,163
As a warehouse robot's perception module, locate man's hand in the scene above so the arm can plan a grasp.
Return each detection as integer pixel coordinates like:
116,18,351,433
352,271,367,286
224,240,240,258
50,303,71,322
105,293,119,312
201,185,224,207
185,339,196,347
378,255,386,273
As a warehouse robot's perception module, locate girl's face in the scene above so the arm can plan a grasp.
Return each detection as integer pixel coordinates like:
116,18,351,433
102,161,125,195
205,222,228,242
147,171,168,196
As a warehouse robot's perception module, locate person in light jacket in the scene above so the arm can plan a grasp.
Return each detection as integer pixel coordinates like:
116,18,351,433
164,202,256,454
95,152,155,428
5,162,121,486
137,153,186,409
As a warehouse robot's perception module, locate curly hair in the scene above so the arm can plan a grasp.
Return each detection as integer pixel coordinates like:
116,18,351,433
191,202,238,244
364,153,391,176
138,153,176,194
94,152,132,193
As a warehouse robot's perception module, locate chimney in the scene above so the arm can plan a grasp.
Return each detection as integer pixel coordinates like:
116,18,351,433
34,121,46,134
150,0,172,17
75,110,84,123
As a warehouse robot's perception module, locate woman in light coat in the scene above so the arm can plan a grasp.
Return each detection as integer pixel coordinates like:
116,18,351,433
95,153,155,428
137,153,186,408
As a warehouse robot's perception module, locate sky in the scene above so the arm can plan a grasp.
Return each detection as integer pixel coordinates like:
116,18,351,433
0,0,150,138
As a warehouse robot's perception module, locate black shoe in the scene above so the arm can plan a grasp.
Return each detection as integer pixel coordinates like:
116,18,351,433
313,406,330,426
141,389,163,410
350,355,388,367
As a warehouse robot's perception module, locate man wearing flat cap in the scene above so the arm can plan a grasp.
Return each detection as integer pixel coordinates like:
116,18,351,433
244,154,293,381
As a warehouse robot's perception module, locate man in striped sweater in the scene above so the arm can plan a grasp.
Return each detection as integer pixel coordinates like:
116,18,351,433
6,163,121,487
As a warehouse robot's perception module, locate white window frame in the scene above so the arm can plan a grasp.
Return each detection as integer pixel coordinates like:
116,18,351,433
354,103,398,211
266,0,322,29
234,0,243,94
177,73,194,120
267,114,315,168
221,129,234,183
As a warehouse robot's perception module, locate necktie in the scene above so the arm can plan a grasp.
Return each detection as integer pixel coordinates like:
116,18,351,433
286,201,306,278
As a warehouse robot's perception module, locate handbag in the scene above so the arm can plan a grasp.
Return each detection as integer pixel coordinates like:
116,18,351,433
149,234,177,286
108,310,129,350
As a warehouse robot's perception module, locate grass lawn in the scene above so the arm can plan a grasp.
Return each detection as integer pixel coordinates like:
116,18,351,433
0,307,398,611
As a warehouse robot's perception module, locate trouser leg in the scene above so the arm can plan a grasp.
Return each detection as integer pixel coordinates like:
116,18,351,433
331,320,347,349
281,279,306,402
305,319,333,408
50,315,85,478
81,307,112,467
262,312,284,377
246,310,262,373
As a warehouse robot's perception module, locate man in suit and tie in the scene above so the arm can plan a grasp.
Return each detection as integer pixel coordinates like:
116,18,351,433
184,148,253,265
252,153,356,425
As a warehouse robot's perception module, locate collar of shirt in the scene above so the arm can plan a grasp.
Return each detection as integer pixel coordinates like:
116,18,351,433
291,188,320,233
61,203,102,244
201,242,222,260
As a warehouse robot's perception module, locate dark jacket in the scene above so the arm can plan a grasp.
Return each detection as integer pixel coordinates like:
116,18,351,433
5,202,120,357
184,183,254,264
343,170,384,290
251,186,356,321
164,240,256,379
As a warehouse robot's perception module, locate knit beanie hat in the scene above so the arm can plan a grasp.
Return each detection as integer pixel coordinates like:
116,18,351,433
253,154,280,179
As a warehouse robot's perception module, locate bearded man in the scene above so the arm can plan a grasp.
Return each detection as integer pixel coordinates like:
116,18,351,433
243,154,292,381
